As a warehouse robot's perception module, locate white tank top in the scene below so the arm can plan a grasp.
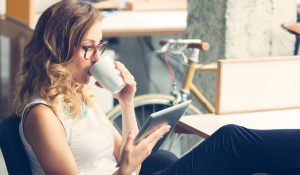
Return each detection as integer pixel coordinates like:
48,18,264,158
19,97,118,175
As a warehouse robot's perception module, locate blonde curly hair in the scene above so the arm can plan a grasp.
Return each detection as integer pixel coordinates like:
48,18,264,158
12,1,100,119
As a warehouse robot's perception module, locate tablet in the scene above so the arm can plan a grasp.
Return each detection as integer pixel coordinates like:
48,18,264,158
134,100,192,144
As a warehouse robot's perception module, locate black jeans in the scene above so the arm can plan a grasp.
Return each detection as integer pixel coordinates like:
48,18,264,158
144,124,300,175
140,149,178,175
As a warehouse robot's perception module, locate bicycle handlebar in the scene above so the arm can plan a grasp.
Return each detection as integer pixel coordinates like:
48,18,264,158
159,39,210,51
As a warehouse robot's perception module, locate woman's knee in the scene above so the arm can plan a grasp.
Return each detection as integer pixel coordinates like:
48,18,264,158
140,150,178,175
216,124,242,134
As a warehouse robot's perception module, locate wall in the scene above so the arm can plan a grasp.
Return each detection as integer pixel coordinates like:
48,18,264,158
225,0,296,58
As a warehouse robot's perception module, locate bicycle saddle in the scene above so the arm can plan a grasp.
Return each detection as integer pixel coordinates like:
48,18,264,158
281,23,300,35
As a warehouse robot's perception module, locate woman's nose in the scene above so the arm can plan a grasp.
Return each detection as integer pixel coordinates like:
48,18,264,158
92,50,101,63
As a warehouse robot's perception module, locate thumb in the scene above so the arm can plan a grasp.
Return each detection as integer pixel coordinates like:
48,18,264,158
124,131,134,149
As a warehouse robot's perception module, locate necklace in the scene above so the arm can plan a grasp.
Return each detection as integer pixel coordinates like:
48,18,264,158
62,100,88,119
81,100,88,119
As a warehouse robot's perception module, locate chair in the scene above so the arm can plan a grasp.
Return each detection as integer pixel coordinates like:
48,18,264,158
0,115,32,175
215,56,300,114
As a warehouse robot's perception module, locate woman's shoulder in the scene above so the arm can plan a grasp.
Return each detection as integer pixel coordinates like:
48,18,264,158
27,96,48,105
24,104,57,127
21,96,50,118
22,99,66,142
23,97,58,126
22,101,70,165
20,96,71,146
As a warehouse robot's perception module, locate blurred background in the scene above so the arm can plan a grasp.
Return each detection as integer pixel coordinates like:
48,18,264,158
0,0,299,173
0,0,298,118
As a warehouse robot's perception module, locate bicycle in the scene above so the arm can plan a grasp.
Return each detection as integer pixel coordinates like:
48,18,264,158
107,39,218,156
281,23,300,55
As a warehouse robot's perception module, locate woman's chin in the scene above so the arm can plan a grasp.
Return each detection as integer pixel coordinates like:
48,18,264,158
74,77,91,85
83,77,91,85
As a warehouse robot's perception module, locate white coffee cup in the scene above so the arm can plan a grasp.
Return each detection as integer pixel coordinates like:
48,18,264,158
90,57,125,94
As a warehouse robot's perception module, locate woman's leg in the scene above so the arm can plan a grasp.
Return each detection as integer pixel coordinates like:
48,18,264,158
155,124,300,175
140,150,178,175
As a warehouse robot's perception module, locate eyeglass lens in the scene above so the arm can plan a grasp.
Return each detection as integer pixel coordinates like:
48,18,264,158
83,41,108,59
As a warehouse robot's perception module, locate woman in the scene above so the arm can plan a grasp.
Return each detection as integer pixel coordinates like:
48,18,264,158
12,1,169,174
12,1,300,175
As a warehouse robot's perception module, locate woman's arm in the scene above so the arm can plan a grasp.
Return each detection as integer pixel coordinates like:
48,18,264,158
23,104,78,175
113,61,140,173
119,101,139,155
111,61,139,152
106,102,170,175
120,102,141,174
113,124,171,175
98,61,170,174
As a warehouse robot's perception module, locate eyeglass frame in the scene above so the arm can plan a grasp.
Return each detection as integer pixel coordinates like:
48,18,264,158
81,40,108,60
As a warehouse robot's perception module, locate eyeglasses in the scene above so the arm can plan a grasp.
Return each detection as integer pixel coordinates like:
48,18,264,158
81,40,108,60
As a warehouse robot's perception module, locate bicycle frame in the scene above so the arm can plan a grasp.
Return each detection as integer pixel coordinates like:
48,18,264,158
181,59,217,113
159,39,217,113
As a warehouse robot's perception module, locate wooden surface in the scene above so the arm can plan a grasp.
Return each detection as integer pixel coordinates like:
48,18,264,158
92,0,121,10
126,0,187,11
100,10,187,37
178,108,300,138
216,56,300,114
32,10,187,37
7,0,187,37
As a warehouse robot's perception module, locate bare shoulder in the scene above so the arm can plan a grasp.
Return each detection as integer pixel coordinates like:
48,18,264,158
23,104,66,143
22,105,77,174
24,104,61,130
25,104,56,120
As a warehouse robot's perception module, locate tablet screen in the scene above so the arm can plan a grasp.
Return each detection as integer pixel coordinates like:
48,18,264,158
134,100,192,144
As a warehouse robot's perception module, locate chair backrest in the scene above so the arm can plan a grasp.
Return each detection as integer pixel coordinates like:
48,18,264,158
216,56,300,114
0,115,32,175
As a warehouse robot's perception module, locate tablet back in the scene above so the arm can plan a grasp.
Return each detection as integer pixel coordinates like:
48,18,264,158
135,100,192,150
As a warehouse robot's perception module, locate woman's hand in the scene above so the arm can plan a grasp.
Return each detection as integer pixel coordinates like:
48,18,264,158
95,61,136,105
113,61,136,104
117,124,171,174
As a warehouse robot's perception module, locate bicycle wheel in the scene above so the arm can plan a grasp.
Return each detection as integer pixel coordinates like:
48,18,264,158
106,94,204,157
